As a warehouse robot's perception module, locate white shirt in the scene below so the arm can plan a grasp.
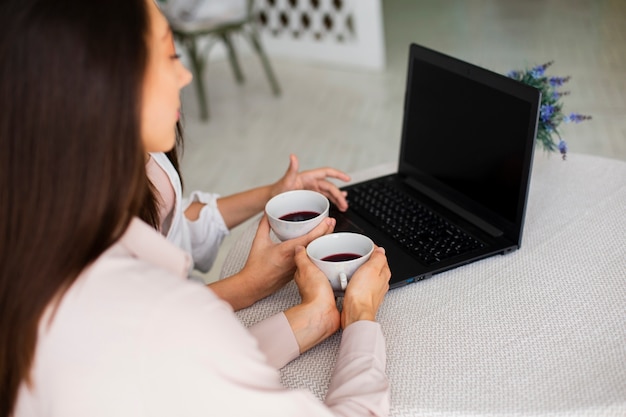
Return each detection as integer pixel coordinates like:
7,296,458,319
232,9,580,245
149,152,229,273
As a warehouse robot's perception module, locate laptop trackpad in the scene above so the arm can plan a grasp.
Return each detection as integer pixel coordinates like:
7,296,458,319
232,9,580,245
333,212,365,234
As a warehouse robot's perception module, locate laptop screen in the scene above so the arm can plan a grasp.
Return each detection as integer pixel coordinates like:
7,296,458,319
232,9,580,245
399,44,539,235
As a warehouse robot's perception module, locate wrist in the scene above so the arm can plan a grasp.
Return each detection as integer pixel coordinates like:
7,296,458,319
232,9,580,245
341,311,376,329
341,299,377,329
233,267,266,305
284,299,340,354
267,181,284,200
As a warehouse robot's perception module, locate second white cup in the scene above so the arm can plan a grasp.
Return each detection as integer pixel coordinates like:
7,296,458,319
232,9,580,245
265,190,329,241
306,232,375,293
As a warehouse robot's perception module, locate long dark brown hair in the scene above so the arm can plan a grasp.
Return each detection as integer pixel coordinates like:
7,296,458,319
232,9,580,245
0,0,152,414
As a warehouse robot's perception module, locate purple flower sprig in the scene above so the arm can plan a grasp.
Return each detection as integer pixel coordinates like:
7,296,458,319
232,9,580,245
507,62,591,159
565,113,592,123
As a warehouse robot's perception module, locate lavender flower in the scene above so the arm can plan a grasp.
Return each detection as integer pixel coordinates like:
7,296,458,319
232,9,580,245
549,76,570,87
558,140,568,160
530,66,545,78
565,113,592,123
530,61,553,78
540,104,555,122
507,61,590,160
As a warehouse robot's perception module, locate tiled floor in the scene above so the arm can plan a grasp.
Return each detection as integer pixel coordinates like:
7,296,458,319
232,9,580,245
176,0,626,282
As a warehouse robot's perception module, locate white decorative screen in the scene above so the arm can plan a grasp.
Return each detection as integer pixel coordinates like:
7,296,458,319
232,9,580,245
253,0,385,70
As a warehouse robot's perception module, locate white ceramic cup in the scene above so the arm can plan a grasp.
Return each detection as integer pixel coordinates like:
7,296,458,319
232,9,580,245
265,190,330,241
306,232,375,293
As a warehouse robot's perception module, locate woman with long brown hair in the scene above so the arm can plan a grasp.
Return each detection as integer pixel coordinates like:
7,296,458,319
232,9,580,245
0,0,391,415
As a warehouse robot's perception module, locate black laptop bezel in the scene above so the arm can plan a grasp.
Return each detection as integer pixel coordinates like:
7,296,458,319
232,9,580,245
397,43,541,248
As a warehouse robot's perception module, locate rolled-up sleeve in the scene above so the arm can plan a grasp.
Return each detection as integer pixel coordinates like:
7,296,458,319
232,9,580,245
182,191,229,273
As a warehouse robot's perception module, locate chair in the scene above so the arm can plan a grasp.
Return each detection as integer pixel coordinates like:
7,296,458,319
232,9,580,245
160,0,281,121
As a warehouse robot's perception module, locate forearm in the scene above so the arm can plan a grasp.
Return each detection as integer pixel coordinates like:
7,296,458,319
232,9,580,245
215,186,274,229
206,272,259,311
184,185,273,227
207,257,294,311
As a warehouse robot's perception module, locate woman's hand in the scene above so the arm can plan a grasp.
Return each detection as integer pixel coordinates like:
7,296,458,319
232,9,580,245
341,247,391,329
209,215,336,311
271,154,351,212
284,245,341,354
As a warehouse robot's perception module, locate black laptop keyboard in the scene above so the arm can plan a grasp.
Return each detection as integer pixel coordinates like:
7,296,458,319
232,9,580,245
347,180,485,265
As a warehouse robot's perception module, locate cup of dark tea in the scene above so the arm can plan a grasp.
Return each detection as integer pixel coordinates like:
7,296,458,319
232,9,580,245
306,232,375,293
265,190,330,241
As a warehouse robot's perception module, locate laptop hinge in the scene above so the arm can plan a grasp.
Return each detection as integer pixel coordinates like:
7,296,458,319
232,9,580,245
404,177,504,237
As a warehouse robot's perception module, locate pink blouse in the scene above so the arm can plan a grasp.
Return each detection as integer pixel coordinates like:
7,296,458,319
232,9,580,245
14,219,389,416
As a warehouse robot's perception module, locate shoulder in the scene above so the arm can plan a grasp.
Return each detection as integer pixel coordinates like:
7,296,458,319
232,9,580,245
30,221,271,415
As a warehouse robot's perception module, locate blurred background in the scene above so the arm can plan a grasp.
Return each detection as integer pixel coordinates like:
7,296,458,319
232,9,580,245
171,0,626,282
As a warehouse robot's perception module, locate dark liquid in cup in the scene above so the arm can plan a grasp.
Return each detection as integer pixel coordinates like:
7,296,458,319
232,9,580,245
279,211,320,222
321,253,361,262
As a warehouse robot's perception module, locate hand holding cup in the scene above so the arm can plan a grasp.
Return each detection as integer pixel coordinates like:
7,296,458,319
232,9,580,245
306,232,375,293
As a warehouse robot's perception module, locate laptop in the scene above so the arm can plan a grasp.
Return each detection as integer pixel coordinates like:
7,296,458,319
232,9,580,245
330,43,541,289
